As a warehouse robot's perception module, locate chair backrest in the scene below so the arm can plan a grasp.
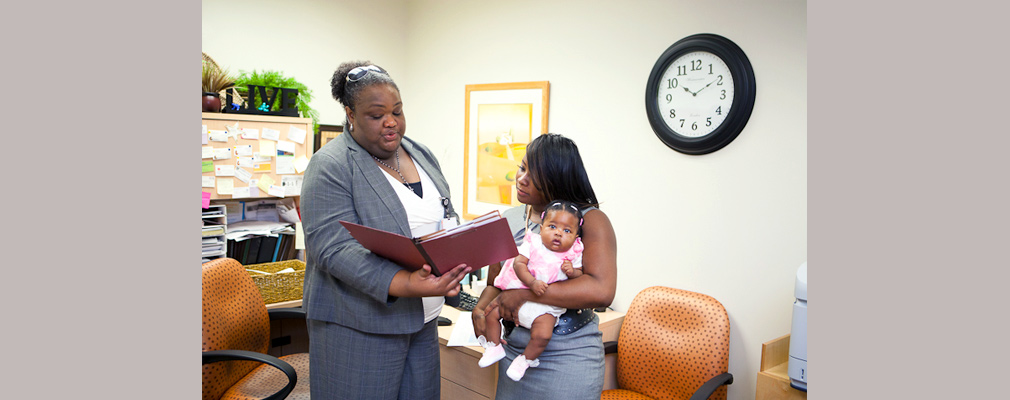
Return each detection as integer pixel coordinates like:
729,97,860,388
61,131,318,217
202,258,271,400
616,286,730,400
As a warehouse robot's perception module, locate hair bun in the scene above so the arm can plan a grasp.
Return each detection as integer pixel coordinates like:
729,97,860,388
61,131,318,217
330,60,371,106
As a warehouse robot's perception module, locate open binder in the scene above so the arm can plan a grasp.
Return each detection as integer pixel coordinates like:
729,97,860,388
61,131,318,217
339,211,518,276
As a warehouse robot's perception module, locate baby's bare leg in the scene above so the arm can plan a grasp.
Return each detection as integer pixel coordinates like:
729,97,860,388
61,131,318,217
523,314,557,361
484,306,502,345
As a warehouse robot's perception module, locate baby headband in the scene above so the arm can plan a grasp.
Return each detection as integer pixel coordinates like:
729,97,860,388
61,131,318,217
541,202,584,226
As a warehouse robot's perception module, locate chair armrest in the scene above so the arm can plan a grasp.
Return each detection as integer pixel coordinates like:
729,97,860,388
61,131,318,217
202,349,297,400
688,372,734,400
603,340,618,354
268,307,307,321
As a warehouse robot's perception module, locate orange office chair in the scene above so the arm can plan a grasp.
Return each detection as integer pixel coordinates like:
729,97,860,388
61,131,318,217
202,258,310,400
601,286,733,400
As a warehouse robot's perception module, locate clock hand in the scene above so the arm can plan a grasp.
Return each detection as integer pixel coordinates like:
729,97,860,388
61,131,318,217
681,86,696,96
694,78,719,95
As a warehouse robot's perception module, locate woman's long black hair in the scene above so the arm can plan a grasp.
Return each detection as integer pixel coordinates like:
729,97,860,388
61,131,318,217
525,133,599,210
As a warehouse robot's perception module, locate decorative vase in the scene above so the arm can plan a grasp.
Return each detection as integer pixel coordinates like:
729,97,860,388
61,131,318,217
202,92,222,112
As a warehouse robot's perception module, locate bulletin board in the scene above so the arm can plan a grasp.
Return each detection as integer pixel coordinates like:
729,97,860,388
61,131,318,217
202,113,314,200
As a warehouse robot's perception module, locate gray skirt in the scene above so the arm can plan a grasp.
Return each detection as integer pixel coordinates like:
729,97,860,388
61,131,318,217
495,315,605,399
307,318,440,400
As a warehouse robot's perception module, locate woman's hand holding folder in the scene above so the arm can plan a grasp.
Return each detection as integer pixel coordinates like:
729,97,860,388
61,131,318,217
389,263,472,298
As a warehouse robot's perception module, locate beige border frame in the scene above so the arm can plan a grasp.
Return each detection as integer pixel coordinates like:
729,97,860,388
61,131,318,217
463,81,550,220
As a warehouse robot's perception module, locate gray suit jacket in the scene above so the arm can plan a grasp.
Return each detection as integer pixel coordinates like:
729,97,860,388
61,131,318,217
300,132,457,334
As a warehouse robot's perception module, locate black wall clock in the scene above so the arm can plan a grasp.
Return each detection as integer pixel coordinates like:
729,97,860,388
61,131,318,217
645,33,756,155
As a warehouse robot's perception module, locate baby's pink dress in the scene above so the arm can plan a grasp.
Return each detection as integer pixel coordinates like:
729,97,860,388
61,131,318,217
495,231,584,290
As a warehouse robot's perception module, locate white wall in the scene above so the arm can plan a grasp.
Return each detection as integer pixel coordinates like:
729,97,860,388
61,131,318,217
204,1,806,399
202,0,409,125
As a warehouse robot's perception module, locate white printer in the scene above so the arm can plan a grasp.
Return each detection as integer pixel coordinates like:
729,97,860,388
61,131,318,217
788,262,807,391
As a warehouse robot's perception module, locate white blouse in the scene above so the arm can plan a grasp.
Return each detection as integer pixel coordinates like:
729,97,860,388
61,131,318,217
378,158,445,323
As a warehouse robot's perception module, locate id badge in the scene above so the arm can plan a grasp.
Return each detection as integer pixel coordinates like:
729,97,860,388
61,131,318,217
440,217,459,230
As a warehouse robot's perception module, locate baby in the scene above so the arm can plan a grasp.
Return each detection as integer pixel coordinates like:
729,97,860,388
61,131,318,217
477,200,584,381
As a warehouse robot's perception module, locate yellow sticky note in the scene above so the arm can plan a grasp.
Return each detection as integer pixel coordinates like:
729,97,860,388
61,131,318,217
254,163,272,173
294,156,310,173
295,222,305,250
217,178,234,195
257,175,275,192
259,140,276,157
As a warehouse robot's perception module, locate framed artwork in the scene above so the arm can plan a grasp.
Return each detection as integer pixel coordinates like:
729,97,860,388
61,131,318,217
314,124,343,152
463,81,550,220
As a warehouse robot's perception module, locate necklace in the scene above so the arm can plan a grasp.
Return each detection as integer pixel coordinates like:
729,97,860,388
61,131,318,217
372,148,415,193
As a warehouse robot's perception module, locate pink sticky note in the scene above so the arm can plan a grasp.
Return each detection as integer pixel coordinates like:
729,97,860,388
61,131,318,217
202,191,212,209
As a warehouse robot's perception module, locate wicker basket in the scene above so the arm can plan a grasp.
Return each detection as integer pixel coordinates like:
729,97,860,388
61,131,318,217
245,259,306,305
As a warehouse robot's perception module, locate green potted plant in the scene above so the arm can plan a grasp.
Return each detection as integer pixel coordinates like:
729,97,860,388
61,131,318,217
234,69,320,133
201,53,235,112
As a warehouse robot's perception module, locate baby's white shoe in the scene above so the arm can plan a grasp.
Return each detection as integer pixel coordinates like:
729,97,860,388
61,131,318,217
506,355,540,381
477,336,506,368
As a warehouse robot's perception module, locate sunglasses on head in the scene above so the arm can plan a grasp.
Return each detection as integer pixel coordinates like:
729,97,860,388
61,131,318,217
346,65,386,82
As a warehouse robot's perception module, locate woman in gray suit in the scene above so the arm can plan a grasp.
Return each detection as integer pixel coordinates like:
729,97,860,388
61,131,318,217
300,61,471,400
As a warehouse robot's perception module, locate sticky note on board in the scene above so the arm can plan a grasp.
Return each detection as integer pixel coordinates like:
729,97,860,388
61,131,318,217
217,178,234,195
237,156,255,168
240,128,259,140
213,148,232,160
277,140,296,156
288,125,306,144
293,155,310,173
209,130,230,142
234,167,252,184
202,191,212,208
215,164,236,177
261,127,280,141
233,186,251,198
268,184,286,198
202,176,215,188
202,146,214,159
202,160,213,173
234,144,253,156
253,163,272,173
259,140,276,157
257,175,275,192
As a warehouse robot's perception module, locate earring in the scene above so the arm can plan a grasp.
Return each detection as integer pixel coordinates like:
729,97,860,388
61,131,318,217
348,123,353,132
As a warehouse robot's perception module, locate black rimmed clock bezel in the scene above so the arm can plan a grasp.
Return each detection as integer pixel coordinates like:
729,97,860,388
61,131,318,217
645,33,756,155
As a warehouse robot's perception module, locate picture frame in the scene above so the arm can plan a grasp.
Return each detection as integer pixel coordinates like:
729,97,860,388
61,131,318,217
314,124,344,152
463,81,550,220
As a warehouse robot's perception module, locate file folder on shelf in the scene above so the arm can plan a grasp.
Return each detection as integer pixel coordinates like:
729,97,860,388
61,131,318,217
339,211,517,276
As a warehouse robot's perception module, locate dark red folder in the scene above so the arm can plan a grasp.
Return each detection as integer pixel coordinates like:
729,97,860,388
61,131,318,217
339,211,518,276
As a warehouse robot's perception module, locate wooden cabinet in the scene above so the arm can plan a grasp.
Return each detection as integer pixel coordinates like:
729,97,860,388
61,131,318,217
756,334,807,400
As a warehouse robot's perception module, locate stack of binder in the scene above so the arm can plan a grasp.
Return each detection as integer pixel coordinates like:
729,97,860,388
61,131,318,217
202,205,228,262
227,232,297,265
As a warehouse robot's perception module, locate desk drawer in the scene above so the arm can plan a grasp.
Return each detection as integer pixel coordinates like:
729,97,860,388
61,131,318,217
441,377,490,400
439,345,497,397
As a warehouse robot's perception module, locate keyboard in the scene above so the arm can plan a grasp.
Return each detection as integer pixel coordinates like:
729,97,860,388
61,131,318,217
458,291,479,311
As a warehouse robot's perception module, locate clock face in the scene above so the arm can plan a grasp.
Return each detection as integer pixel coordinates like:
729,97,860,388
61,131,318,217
656,51,735,138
